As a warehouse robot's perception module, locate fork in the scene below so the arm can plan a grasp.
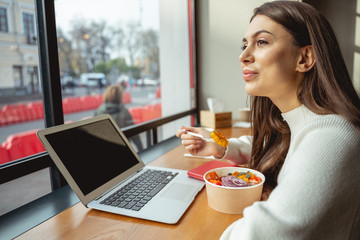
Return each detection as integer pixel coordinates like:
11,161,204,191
186,131,215,142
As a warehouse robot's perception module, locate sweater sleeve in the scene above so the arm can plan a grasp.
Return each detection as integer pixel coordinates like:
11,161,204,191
220,120,360,240
222,135,252,165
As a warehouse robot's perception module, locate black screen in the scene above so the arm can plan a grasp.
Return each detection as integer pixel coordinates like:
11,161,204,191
45,119,140,195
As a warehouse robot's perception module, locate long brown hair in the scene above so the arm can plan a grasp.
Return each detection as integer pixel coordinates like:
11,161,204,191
103,85,123,104
249,1,360,191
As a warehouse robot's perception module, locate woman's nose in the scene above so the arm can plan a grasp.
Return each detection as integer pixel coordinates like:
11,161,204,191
239,48,254,63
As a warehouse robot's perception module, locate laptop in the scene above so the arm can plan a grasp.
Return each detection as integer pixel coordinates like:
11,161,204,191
37,114,204,224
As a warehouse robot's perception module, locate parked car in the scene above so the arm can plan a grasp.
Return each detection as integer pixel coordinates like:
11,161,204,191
137,78,160,86
61,74,75,88
80,73,106,88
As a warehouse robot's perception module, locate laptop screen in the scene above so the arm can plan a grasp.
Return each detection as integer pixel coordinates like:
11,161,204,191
44,119,140,195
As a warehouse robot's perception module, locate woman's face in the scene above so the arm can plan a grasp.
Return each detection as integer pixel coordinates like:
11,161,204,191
240,14,303,111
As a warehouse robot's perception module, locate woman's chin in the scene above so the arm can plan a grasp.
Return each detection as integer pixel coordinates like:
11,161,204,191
244,86,257,96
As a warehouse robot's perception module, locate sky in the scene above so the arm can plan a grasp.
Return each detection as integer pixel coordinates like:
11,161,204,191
54,0,160,34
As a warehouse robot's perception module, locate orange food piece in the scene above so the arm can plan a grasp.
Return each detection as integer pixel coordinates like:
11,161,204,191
210,131,229,147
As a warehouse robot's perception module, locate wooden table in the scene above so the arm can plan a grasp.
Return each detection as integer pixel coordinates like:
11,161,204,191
16,127,251,240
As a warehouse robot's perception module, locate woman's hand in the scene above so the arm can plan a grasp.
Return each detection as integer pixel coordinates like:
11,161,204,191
176,126,226,158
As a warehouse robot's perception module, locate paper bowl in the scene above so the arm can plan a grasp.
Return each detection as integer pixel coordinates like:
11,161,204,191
203,167,265,214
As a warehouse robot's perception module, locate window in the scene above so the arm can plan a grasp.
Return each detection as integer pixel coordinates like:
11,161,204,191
54,0,163,151
22,12,36,44
54,0,195,149
0,0,197,218
27,66,39,94
13,66,23,87
0,1,45,215
0,7,8,32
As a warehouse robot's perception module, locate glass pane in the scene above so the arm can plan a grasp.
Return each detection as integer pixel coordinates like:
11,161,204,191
0,1,45,165
54,0,193,148
0,168,51,216
0,0,51,215
0,7,9,32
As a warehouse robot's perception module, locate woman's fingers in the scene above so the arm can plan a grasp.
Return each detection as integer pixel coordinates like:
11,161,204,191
175,129,184,138
176,126,212,156
176,126,194,138
185,143,202,150
182,138,203,146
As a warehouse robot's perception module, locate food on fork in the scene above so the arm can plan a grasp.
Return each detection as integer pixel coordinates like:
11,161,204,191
210,131,229,147
186,131,229,147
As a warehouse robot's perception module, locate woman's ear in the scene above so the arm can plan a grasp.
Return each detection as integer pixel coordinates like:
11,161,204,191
296,45,316,73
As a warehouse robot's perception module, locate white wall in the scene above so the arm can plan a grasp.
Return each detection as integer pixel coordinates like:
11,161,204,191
197,0,270,120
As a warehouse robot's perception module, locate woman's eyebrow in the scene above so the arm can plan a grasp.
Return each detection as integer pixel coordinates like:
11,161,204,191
242,30,273,42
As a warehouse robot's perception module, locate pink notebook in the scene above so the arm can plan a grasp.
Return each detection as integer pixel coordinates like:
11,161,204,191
187,160,237,181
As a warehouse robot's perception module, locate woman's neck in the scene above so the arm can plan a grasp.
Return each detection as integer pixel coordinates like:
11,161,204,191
271,97,302,113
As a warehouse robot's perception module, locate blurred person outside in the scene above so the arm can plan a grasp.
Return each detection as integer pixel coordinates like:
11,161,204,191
94,84,143,152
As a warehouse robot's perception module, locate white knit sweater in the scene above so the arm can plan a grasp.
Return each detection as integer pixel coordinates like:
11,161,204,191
220,105,360,240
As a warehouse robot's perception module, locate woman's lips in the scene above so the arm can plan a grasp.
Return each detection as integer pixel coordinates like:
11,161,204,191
242,69,258,81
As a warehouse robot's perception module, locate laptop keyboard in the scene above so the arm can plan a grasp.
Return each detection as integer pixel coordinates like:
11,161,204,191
100,169,178,211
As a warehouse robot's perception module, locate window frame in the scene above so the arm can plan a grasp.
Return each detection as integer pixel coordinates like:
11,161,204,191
0,0,199,189
22,11,37,44
0,6,9,33
12,65,24,87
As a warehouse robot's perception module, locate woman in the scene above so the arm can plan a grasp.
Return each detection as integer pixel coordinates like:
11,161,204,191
95,84,143,152
177,1,360,239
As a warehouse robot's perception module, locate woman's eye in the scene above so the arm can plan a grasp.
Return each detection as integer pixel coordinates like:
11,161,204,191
241,44,247,50
256,39,268,46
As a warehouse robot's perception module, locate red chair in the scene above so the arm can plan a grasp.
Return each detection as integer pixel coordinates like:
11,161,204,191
17,103,35,122
91,96,100,109
28,102,44,120
15,104,31,122
122,91,132,104
152,103,162,114
0,144,10,164
88,96,97,109
80,96,95,110
62,99,72,114
2,104,21,124
4,129,46,161
94,95,103,108
0,109,8,126
128,106,144,124
25,104,36,121
64,97,79,113
62,98,78,113
72,97,83,112
156,86,161,98
88,95,100,109
26,103,38,120
142,103,162,122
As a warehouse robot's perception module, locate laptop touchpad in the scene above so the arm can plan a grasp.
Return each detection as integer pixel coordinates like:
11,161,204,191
160,183,197,202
